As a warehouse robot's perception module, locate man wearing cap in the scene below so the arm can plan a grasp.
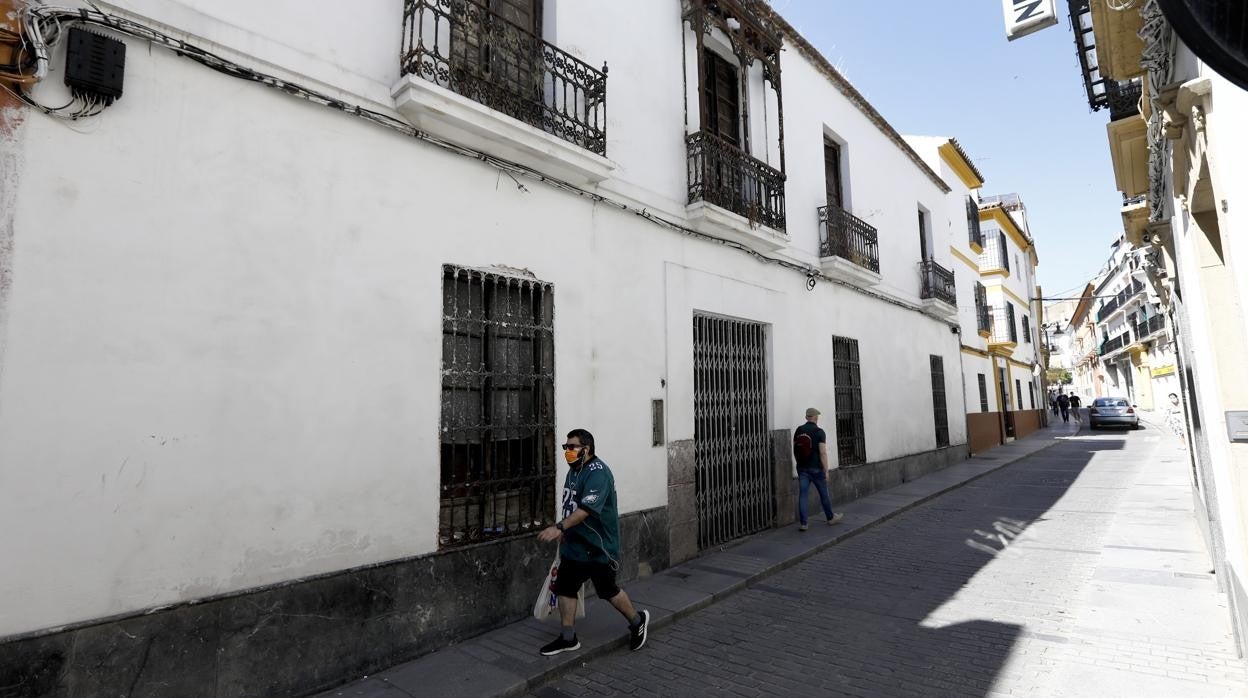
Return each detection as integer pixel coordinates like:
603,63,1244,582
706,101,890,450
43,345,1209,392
793,407,845,531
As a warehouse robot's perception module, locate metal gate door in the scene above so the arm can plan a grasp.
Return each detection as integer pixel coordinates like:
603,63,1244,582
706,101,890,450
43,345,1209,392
693,314,774,550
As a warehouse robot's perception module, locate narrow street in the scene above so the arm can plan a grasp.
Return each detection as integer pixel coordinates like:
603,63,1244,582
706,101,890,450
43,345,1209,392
532,419,1247,697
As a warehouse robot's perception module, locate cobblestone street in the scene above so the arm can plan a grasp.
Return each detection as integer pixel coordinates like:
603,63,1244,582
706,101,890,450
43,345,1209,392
532,421,1248,697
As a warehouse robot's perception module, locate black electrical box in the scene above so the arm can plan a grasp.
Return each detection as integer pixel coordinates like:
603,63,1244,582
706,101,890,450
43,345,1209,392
64,28,126,104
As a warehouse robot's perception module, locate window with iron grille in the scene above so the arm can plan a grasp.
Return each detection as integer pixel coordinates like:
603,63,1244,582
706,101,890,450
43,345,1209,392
1006,303,1017,343
833,336,866,465
978,373,989,412
1022,314,1031,344
1001,231,1011,272
1015,379,1022,411
1029,382,1035,410
930,355,949,447
440,265,556,549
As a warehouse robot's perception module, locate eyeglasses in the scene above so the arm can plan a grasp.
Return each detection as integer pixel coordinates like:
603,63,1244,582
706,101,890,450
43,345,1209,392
561,444,584,451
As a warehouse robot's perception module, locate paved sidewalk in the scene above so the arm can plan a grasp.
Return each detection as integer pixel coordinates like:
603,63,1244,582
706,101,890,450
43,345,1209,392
320,421,1077,697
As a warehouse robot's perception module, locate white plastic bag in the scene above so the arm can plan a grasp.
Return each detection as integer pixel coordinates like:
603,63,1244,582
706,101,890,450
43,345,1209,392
532,552,586,621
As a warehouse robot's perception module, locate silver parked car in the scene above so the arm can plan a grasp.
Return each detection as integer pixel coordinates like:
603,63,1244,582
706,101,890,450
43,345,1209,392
1088,397,1140,430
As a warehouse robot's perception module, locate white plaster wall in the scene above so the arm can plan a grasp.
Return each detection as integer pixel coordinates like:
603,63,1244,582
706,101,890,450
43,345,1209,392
0,0,969,637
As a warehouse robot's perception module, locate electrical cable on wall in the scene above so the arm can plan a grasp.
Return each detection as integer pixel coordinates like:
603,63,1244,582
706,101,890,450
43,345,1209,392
13,3,964,325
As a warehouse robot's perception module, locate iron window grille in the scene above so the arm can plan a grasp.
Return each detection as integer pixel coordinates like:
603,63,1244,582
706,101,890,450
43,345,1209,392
819,201,880,272
966,195,984,249
930,355,949,448
832,336,866,466
978,374,990,413
1022,315,1032,344
919,259,956,305
1029,383,1035,410
1000,231,1010,272
400,0,608,155
974,282,990,334
440,265,556,549
1015,380,1023,412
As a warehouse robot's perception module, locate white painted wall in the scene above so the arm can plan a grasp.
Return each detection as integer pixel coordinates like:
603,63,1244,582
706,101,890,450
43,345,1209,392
0,0,968,637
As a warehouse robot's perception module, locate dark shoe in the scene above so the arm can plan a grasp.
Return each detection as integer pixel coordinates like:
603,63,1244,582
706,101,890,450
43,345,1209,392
629,609,650,651
540,635,581,656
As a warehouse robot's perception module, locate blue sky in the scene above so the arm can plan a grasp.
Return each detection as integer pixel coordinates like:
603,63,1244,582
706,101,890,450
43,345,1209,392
771,1,1122,300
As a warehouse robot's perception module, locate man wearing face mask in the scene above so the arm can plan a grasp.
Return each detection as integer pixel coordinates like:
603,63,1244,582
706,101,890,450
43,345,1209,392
536,428,650,656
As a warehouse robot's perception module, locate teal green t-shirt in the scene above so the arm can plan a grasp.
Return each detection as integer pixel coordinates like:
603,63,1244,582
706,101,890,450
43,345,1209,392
559,456,620,564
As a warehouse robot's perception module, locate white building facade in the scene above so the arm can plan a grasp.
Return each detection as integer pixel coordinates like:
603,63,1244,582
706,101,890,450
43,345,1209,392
0,1,978,692
905,140,1047,455
1065,0,1248,653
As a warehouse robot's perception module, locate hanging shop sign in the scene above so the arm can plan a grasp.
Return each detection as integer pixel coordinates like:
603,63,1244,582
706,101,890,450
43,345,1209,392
1003,0,1059,41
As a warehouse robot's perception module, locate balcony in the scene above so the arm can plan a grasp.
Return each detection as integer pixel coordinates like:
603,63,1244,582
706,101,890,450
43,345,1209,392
686,130,788,250
1134,314,1167,343
393,0,612,185
1097,279,1146,322
919,260,957,321
1068,0,1144,113
818,202,880,286
1107,80,1142,121
1100,330,1133,357
990,307,1018,347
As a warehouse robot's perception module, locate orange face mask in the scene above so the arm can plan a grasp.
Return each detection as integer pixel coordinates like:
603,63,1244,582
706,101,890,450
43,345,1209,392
564,448,581,465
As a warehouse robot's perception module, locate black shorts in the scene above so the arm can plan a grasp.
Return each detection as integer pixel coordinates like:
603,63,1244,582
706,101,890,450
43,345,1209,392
553,556,620,600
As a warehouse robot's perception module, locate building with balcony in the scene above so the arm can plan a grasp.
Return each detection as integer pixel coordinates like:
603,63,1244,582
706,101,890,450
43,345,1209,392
1064,0,1248,655
1090,237,1177,410
906,139,1046,456
0,0,1006,692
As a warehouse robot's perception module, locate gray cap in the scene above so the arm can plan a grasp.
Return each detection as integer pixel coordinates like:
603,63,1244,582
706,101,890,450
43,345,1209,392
805,407,821,418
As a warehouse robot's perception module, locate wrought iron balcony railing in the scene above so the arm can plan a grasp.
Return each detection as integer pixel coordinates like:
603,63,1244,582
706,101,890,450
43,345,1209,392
400,0,608,155
818,202,879,272
990,306,1018,345
1149,314,1165,335
919,259,956,306
1096,295,1120,322
687,130,786,231
1136,314,1166,341
1100,330,1132,356
1107,80,1142,121
1123,192,1147,206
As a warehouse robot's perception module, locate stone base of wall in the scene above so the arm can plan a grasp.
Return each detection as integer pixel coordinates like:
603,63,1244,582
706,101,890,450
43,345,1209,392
780,443,970,521
967,412,1003,455
667,439,697,566
1013,409,1044,439
0,507,669,697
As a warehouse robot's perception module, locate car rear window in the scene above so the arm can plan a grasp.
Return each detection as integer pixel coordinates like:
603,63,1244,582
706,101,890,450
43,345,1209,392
1094,398,1130,407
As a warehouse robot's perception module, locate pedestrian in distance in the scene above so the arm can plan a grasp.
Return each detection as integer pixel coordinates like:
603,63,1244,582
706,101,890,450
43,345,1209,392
1165,393,1187,449
1069,394,1082,421
536,429,650,656
1057,392,1071,423
793,407,845,531
1049,392,1059,416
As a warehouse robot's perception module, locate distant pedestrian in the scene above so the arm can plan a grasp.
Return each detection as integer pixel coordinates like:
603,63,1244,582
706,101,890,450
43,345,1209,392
1069,394,1081,421
793,408,845,531
1049,393,1059,416
1057,393,1071,423
537,429,650,656
1165,393,1187,448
